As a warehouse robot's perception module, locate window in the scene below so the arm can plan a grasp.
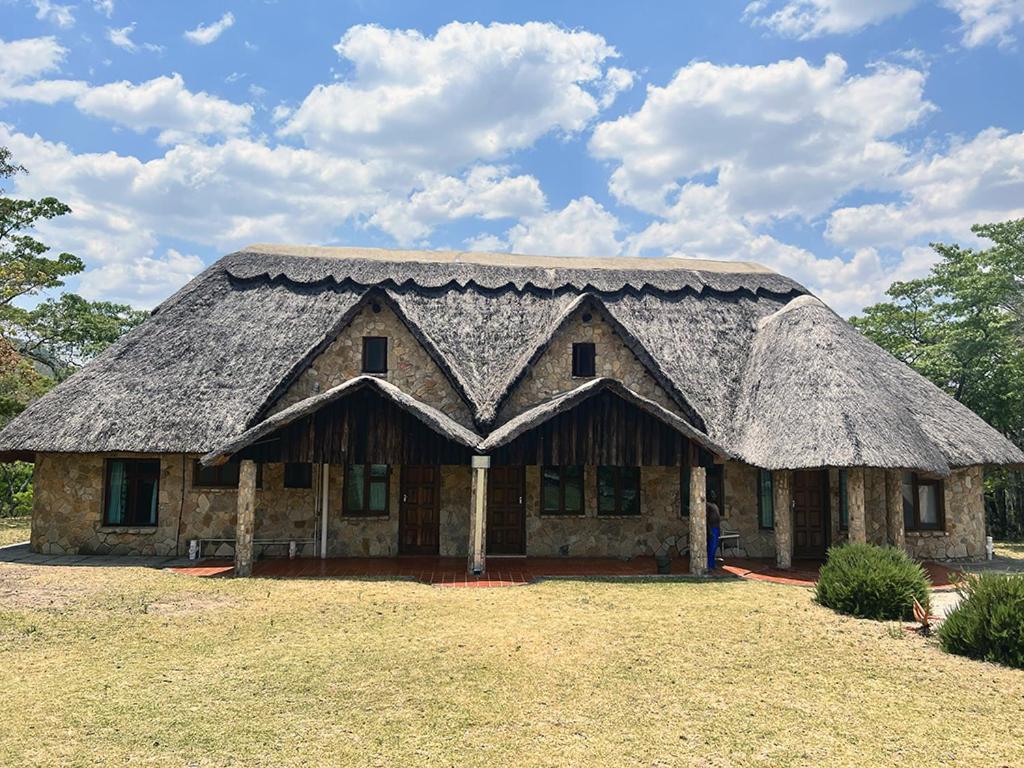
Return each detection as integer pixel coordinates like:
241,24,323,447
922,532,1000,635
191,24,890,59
902,472,944,531
345,464,389,516
193,460,262,488
681,462,725,517
571,342,596,377
597,466,640,516
541,465,584,515
838,469,849,530
284,462,313,489
757,469,774,530
104,459,160,527
362,336,388,374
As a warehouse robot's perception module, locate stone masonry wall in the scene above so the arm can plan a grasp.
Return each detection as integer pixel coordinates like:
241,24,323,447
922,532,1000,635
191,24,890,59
498,302,682,423
904,466,986,561
271,302,474,428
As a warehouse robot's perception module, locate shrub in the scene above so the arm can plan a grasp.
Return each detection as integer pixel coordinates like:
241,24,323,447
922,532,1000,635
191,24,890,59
938,573,1024,669
815,542,931,620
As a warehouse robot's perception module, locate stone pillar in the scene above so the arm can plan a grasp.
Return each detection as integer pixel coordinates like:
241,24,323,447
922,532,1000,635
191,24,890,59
885,469,905,550
773,470,793,569
234,459,256,577
847,467,866,544
689,466,708,575
467,455,490,575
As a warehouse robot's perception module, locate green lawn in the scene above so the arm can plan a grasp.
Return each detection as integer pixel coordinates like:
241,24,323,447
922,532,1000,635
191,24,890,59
0,516,30,547
1,564,1022,767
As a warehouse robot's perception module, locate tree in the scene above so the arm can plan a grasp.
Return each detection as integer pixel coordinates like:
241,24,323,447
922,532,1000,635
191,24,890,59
0,146,147,516
852,219,1024,539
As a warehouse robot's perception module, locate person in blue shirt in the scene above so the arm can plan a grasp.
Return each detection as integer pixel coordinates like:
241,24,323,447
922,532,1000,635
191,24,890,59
706,502,721,571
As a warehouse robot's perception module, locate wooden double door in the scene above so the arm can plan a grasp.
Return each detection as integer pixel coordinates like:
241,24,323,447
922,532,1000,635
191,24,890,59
399,465,440,555
487,466,526,556
793,469,829,559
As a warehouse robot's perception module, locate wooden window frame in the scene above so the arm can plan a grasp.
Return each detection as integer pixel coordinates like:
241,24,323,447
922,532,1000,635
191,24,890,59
361,336,388,374
283,462,313,489
903,472,945,532
192,460,262,489
343,463,390,517
540,465,585,516
757,468,774,530
596,465,641,517
103,458,161,527
571,342,596,378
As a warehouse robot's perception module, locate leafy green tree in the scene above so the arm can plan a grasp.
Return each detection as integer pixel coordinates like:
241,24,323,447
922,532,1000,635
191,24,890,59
852,219,1024,539
0,146,147,516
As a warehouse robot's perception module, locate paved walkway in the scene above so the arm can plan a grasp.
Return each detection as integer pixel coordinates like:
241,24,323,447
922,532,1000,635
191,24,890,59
0,541,191,569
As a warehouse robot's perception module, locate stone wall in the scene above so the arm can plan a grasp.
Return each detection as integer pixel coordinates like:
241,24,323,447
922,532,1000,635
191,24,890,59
271,301,474,428
904,466,986,561
498,302,682,423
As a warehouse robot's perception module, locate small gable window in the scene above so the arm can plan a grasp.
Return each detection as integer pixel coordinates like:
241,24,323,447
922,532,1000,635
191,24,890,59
902,472,944,531
572,342,596,377
597,466,640,516
284,462,313,489
541,465,584,516
757,469,774,530
345,464,389,516
104,459,160,527
362,336,388,374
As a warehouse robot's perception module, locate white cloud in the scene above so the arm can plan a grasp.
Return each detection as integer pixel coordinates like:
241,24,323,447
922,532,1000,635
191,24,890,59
280,21,632,171
32,0,75,28
184,12,235,46
479,197,624,257
92,0,114,18
743,0,918,37
369,165,546,244
0,36,86,104
826,128,1024,248
942,0,1024,46
590,55,932,220
79,248,204,307
106,23,137,52
73,73,254,143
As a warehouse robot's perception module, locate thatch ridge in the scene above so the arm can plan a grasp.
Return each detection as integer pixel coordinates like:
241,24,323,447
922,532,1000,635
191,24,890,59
478,378,726,455
204,376,481,466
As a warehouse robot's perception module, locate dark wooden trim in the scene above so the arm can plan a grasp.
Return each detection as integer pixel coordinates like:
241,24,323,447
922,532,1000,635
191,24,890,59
539,465,585,516
904,472,945,531
283,462,313,489
757,468,774,530
571,342,596,378
342,463,391,517
361,336,388,374
398,464,440,555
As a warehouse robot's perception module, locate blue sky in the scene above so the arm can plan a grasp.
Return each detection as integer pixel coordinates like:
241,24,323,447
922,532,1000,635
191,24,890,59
1,0,1023,315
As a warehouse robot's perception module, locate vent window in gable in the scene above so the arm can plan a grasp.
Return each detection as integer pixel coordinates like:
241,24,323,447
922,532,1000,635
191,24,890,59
572,342,596,378
362,336,388,374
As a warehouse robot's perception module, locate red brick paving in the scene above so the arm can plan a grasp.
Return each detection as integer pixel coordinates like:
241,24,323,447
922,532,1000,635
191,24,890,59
168,555,963,588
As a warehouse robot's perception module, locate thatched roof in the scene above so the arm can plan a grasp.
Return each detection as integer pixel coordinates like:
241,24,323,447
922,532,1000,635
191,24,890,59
1,243,1020,474
202,376,481,466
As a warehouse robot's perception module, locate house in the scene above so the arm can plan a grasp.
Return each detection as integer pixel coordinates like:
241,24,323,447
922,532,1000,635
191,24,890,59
1,245,1020,576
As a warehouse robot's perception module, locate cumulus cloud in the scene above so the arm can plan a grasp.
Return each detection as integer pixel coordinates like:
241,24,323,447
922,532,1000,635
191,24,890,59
280,21,632,171
32,0,75,28
943,0,1024,46
590,55,932,219
743,0,917,38
74,73,254,143
369,165,546,244
474,197,624,257
79,249,204,307
184,12,235,46
0,36,86,103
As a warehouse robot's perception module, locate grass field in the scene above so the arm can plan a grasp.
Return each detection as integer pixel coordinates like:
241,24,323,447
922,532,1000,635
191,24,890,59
995,540,1024,560
0,516,30,547
1,563,1022,767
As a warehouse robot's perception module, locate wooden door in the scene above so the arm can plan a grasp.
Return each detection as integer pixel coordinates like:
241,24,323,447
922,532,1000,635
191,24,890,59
399,465,440,555
487,466,526,556
793,469,828,559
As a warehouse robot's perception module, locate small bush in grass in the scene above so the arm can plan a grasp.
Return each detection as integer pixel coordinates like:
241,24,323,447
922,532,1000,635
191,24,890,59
815,543,931,620
938,574,1024,669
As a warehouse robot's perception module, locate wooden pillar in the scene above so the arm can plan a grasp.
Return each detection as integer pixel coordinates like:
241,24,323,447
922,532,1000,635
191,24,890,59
847,467,866,544
234,459,256,577
689,466,708,575
467,455,490,575
773,470,793,569
319,463,330,559
885,470,905,550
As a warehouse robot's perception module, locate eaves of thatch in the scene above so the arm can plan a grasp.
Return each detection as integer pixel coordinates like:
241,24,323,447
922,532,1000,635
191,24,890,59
0,243,1021,475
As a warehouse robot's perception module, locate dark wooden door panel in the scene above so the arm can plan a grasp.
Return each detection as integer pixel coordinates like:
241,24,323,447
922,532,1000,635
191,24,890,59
399,465,440,555
487,466,526,555
793,469,828,559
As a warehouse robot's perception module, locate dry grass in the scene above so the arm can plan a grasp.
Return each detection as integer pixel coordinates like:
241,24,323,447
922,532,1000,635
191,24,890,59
995,541,1024,561
0,516,30,547
1,564,1023,768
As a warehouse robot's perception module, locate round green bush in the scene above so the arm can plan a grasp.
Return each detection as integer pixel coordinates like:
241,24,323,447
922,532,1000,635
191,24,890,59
815,542,931,620
938,573,1024,669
